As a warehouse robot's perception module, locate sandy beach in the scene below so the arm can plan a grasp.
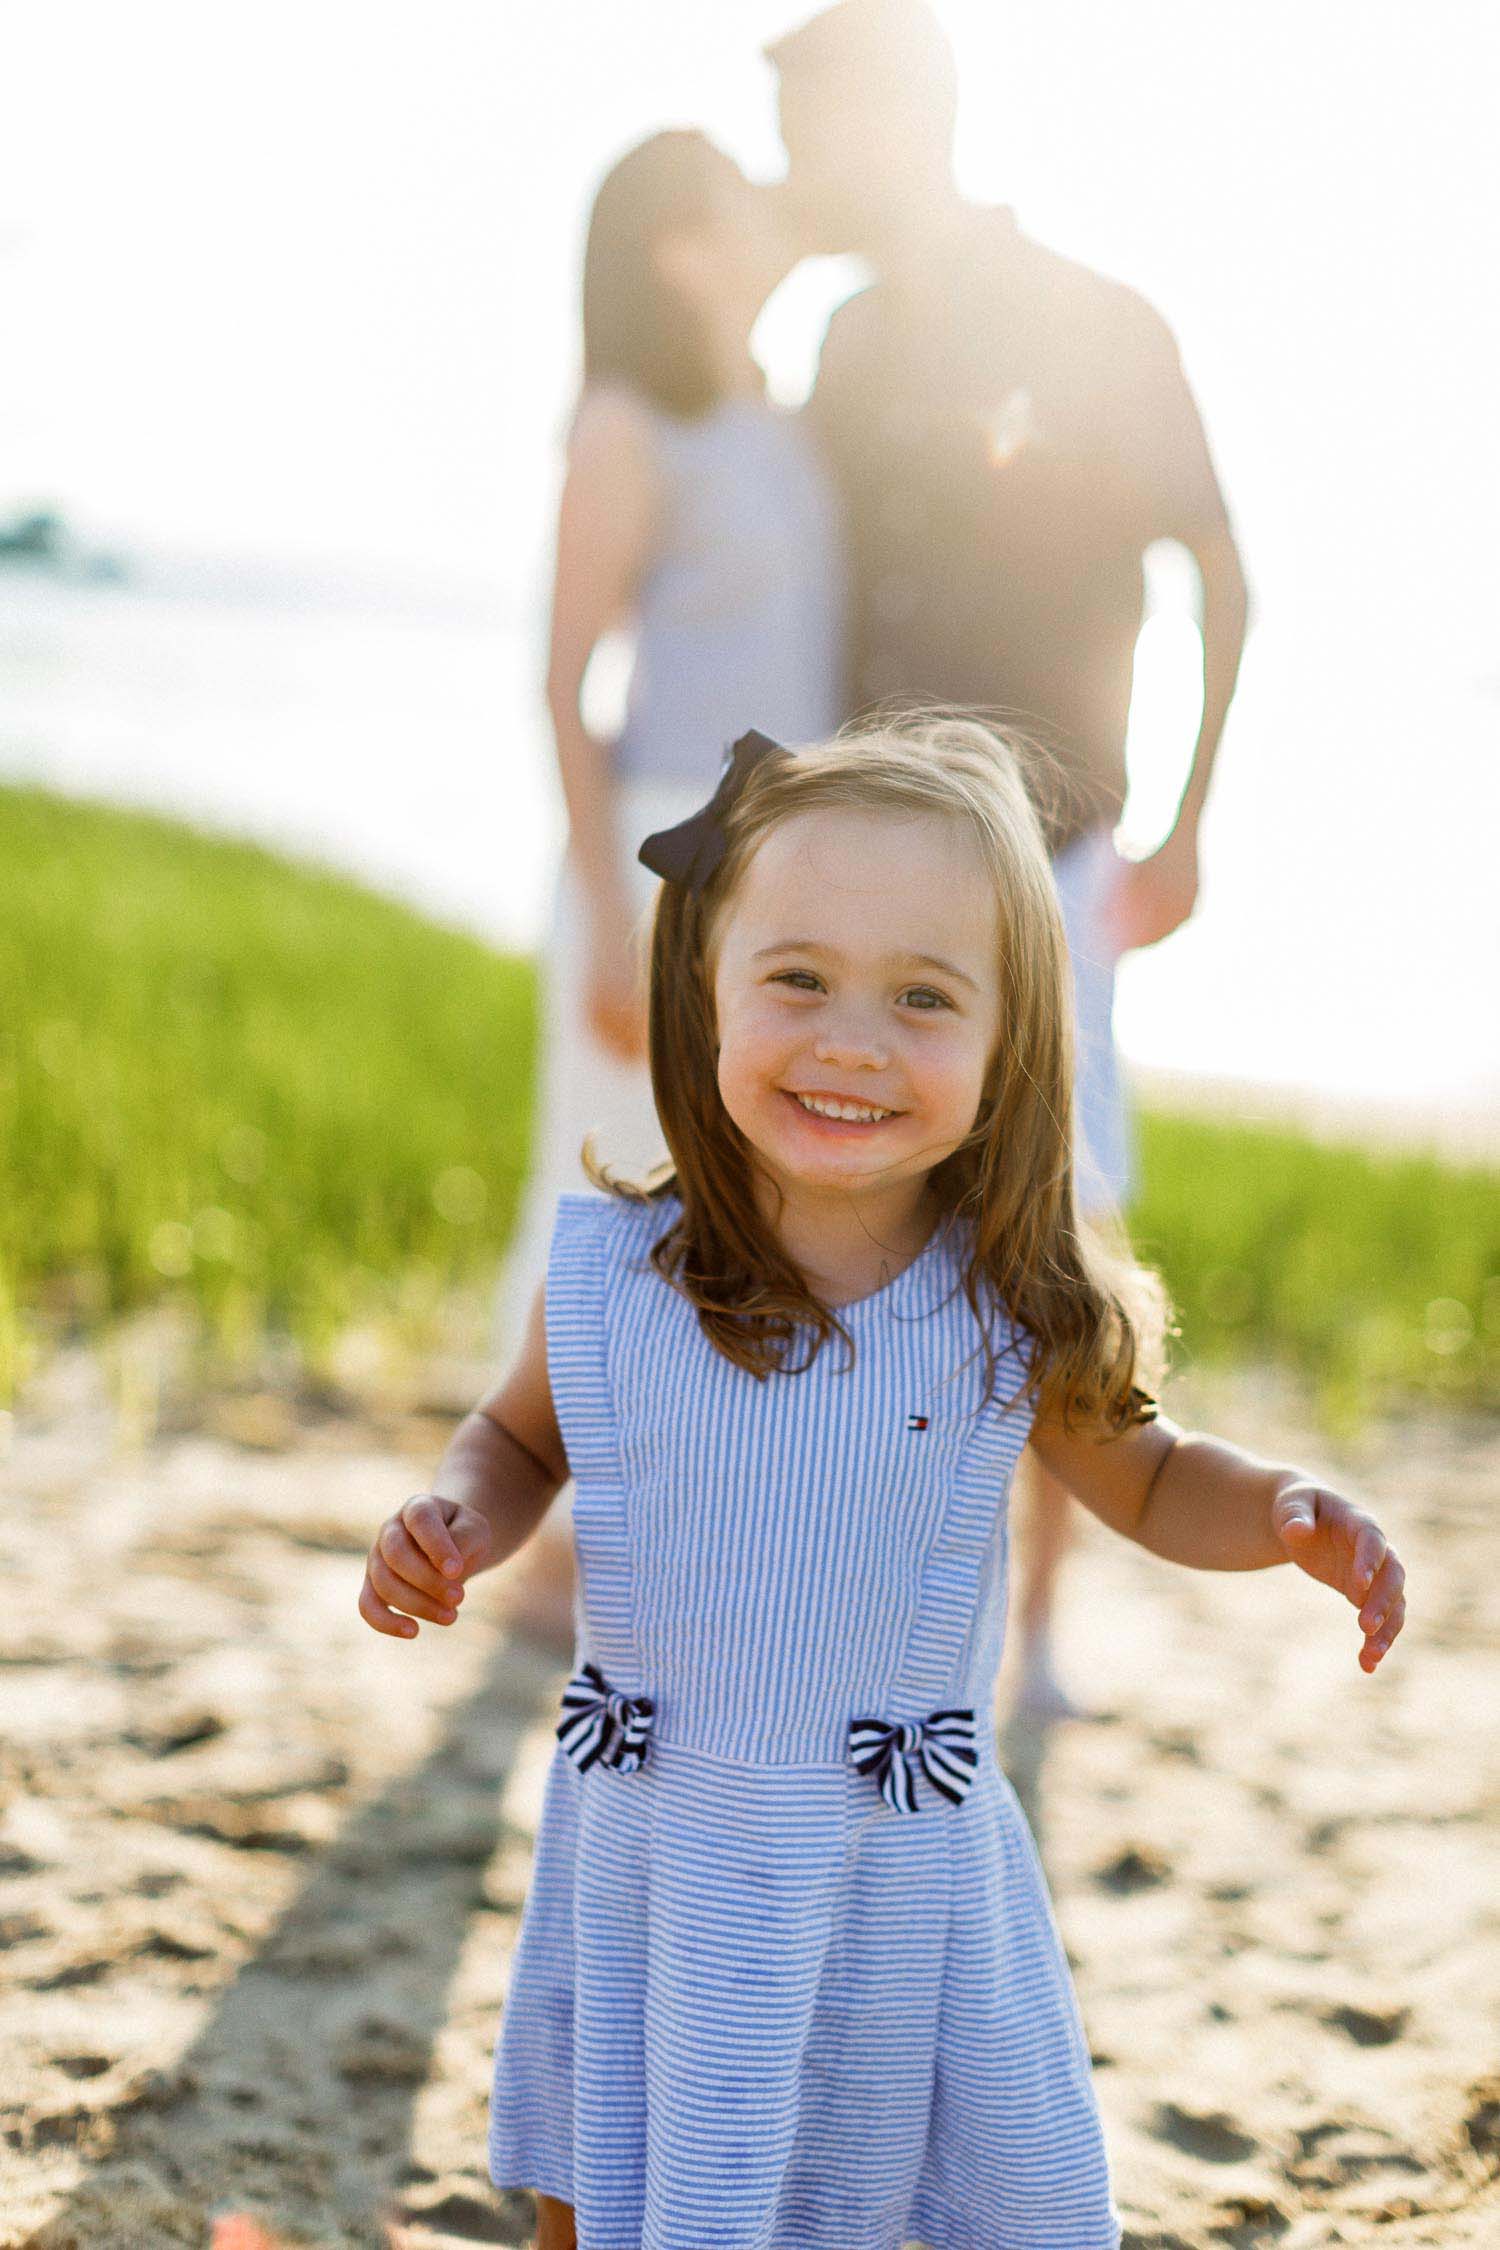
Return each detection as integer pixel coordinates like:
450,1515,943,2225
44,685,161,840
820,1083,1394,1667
1,1345,1495,2250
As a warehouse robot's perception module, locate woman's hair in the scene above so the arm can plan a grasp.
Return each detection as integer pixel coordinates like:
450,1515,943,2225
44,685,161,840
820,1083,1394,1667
593,715,1166,1433
581,129,736,421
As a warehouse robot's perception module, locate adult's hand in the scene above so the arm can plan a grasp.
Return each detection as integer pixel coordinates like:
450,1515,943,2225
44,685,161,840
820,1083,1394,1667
585,951,649,1063
578,876,649,1062
1107,822,1200,954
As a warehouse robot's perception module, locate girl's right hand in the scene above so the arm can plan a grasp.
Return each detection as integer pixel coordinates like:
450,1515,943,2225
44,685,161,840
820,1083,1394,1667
358,1493,498,1640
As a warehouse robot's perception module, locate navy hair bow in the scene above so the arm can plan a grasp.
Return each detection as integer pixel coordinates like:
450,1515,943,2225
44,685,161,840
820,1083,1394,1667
637,729,786,892
556,1660,656,1775
848,1708,979,1814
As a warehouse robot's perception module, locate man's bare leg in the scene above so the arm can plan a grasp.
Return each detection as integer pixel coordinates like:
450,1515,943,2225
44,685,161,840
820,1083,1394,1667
534,2191,578,2250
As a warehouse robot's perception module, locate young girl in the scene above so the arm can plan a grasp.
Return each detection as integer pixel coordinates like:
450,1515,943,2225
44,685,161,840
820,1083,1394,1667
359,718,1407,2250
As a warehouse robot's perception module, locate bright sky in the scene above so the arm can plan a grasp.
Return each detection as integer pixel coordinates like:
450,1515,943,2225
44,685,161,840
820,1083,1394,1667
5,1,1499,1101
10,2,1497,608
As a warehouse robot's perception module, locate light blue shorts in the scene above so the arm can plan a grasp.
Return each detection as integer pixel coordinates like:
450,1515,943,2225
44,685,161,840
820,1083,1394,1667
1052,826,1133,1217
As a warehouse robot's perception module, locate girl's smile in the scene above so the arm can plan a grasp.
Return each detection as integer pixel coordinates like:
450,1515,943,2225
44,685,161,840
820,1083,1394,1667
782,1089,902,1126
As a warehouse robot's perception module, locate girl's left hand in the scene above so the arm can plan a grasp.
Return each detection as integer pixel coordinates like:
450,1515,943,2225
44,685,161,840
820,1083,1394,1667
1271,1482,1407,1672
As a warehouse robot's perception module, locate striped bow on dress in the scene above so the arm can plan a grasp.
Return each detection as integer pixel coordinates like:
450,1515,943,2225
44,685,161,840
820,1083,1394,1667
847,1708,980,1813
556,1661,656,1774
557,1664,979,1814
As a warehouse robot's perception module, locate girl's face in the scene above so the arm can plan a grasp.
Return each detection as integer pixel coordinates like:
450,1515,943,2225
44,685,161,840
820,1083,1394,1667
711,806,1003,1210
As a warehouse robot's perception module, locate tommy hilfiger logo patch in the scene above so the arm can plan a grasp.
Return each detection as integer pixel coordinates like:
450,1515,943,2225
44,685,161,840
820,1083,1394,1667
906,1414,929,1432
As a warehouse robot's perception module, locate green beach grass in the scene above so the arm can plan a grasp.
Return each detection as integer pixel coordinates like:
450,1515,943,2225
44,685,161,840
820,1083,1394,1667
1132,1112,1499,1421
0,785,535,1401
3,784,1496,1417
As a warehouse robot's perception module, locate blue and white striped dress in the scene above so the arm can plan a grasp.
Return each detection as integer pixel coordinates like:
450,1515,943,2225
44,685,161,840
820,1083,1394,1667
488,1190,1120,2249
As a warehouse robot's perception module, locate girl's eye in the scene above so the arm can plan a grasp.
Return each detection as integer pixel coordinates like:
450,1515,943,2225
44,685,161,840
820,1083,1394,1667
769,972,953,1009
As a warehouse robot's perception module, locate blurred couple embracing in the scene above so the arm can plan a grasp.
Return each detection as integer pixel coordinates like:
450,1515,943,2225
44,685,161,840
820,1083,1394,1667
502,0,1248,1719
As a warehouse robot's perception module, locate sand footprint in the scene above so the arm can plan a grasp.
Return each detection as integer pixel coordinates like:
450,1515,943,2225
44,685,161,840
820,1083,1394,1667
1094,1842,1171,1893
1148,2101,1259,2165
1285,2117,1426,2191
1205,2190,1291,2244
1318,2001,1410,2046
396,2184,526,2242
0,1907,52,1945
1460,2077,1500,2180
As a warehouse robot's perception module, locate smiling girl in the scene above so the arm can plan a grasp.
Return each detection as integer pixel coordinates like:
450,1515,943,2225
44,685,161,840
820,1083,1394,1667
359,717,1407,2250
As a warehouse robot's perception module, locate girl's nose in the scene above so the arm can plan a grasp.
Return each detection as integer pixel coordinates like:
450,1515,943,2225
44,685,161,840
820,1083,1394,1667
813,1021,891,1072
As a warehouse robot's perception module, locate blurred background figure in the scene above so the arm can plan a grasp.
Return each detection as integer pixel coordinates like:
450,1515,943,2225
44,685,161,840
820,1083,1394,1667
498,127,843,1643
769,0,1249,1721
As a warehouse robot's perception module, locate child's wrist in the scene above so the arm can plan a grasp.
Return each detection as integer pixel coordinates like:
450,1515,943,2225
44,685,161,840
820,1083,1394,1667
1266,1469,1318,1558
436,1409,560,1572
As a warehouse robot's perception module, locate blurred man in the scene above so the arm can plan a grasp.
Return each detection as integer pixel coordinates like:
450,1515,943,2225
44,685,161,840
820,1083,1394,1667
769,0,1249,1719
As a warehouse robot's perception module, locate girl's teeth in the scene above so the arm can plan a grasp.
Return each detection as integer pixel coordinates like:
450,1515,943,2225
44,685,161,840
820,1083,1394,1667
794,1093,891,1123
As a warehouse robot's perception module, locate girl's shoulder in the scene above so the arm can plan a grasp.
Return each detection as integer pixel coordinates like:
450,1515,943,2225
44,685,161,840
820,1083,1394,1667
547,1185,680,1282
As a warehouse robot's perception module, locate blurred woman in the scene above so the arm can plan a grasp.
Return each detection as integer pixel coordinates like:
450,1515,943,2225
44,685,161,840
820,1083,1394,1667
497,132,843,1616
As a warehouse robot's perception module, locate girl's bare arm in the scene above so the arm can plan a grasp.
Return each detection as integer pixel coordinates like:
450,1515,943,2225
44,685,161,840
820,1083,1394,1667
1030,1409,1406,1673
358,1285,569,1639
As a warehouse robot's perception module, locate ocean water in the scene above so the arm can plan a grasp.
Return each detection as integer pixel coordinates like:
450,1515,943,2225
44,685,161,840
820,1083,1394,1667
2,565,1496,1121
1,570,562,950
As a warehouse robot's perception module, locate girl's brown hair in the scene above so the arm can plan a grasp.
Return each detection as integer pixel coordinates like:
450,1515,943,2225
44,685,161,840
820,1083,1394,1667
591,715,1165,1432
